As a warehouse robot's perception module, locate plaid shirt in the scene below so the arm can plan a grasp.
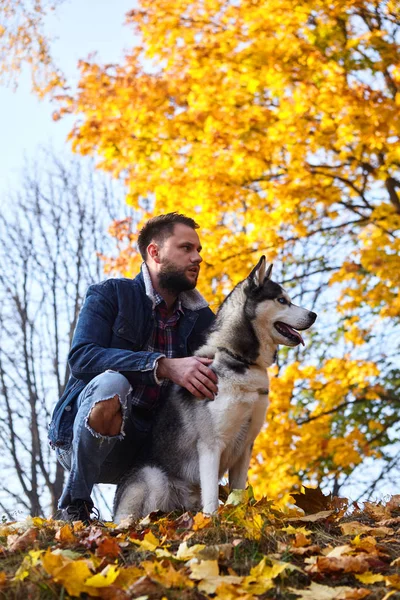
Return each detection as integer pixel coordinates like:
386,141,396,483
130,290,183,412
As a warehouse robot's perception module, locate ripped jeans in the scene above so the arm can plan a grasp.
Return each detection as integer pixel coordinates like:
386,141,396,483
57,370,152,510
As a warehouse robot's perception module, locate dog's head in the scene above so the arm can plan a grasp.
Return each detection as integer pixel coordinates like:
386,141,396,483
246,256,317,347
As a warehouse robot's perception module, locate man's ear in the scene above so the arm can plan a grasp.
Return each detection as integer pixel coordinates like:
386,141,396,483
147,242,161,264
248,256,273,286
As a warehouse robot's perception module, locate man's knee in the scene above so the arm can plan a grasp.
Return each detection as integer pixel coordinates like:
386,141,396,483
93,370,132,399
87,394,123,437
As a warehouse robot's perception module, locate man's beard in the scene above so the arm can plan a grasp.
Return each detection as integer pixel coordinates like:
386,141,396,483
158,261,198,294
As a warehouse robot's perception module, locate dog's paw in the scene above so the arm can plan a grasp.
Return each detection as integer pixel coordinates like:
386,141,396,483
115,515,136,529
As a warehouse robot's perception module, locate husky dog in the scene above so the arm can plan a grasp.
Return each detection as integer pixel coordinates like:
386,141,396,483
113,257,317,522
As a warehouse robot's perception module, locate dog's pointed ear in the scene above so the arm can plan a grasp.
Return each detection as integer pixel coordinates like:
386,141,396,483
248,257,273,287
248,256,268,286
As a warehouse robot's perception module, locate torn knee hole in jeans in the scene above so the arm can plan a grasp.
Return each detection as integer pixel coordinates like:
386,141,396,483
84,394,127,441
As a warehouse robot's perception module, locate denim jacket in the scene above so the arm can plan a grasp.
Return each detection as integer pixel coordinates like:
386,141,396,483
48,265,215,449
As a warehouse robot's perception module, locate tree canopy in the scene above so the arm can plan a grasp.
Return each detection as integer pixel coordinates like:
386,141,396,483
0,0,65,93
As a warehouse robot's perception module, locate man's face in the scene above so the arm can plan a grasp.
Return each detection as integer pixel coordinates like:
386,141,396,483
156,223,203,293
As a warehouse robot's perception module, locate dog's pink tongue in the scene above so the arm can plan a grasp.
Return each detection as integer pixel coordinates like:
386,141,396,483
287,325,305,346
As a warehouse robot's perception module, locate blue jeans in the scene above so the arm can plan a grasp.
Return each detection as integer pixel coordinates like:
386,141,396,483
57,370,151,509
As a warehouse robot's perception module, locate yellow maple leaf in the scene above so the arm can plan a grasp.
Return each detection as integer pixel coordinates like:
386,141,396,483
85,564,120,588
281,525,313,536
193,512,212,530
55,524,76,543
131,530,160,551
241,557,294,595
54,561,94,597
142,559,194,588
355,572,385,584
176,541,206,560
41,549,96,597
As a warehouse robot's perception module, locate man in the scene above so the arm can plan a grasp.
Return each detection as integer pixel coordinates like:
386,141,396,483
48,213,217,522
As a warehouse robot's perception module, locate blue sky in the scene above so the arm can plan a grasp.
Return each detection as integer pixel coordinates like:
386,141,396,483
0,0,137,195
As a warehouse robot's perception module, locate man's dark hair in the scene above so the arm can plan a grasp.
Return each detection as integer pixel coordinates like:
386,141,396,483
137,212,199,260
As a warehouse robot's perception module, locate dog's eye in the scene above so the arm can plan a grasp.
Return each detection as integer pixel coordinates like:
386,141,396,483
278,297,287,305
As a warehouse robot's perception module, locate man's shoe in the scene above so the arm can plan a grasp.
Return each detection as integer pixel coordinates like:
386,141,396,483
60,499,98,525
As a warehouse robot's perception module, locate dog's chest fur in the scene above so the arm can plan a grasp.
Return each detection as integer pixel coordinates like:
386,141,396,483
160,359,270,483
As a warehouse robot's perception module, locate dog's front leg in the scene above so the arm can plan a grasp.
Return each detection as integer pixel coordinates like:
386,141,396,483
198,442,220,514
229,444,252,490
230,398,268,490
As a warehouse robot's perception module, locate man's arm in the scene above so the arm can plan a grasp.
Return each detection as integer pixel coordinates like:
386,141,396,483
68,282,165,387
69,281,217,398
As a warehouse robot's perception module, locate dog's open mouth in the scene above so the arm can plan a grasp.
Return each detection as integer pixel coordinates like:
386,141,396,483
274,322,305,346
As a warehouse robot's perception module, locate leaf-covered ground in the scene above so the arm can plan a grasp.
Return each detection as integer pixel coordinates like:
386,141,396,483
1,488,400,599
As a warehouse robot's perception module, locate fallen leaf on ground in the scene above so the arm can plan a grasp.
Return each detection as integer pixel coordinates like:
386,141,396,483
7,528,37,552
286,543,322,556
96,536,121,559
241,557,298,595
13,550,44,582
127,575,161,597
55,524,76,543
199,574,243,595
113,565,143,589
175,541,206,560
214,581,253,600
193,512,212,530
174,511,194,530
355,572,385,584
291,487,332,514
287,510,334,522
142,559,194,589
351,535,378,555
385,574,400,589
85,564,120,588
281,525,313,536
340,522,393,537
363,502,391,521
289,582,370,599
377,516,400,526
130,530,160,552
386,495,400,512
343,590,371,599
293,532,312,547
226,489,250,506
189,559,219,580
197,543,233,561
323,545,353,557
306,555,371,574
96,585,129,599
44,555,93,597
115,516,134,530
340,522,371,536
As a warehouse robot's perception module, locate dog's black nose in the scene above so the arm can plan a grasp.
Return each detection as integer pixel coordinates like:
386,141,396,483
309,311,317,323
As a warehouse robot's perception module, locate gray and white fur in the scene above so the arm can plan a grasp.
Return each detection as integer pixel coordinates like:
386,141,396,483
113,257,317,522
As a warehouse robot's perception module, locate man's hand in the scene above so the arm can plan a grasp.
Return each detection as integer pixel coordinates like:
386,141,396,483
157,357,218,400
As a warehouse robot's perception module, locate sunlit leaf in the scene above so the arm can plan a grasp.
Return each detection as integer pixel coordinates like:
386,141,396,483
85,564,120,588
